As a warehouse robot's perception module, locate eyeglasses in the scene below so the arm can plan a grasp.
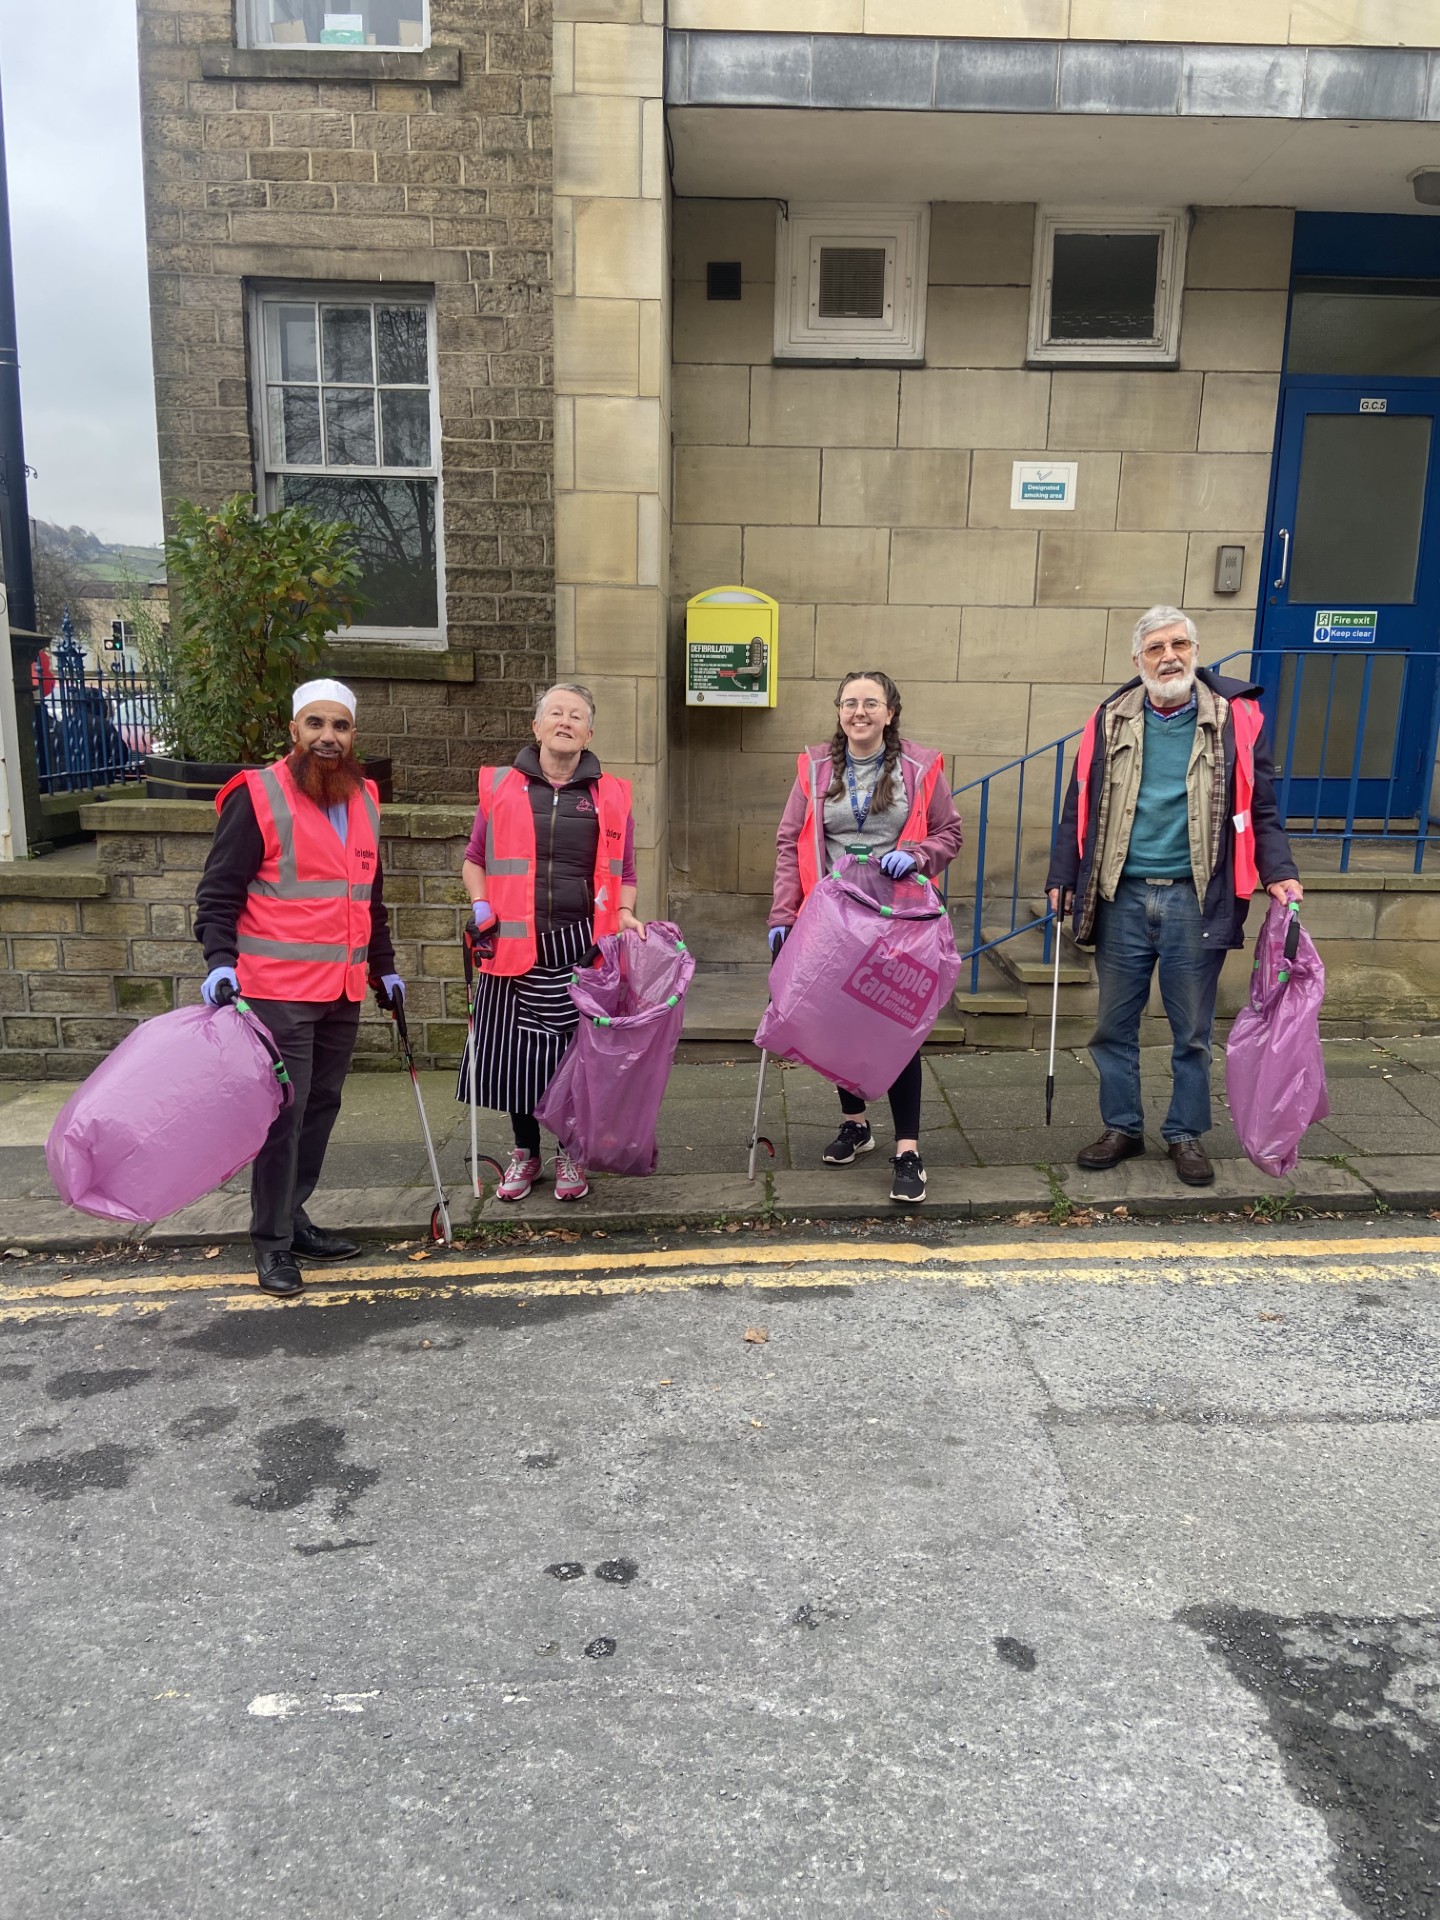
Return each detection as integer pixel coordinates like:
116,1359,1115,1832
838,698,886,714
1140,638,1195,663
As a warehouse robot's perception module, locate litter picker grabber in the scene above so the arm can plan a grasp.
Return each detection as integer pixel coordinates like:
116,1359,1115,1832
1045,914,1062,1128
387,992,452,1247
746,1048,775,1183
460,925,505,1199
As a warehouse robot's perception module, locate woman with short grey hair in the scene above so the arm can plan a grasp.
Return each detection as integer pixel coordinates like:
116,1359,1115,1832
458,683,643,1203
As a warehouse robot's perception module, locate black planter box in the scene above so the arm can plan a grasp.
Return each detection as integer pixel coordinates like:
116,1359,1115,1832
145,755,393,804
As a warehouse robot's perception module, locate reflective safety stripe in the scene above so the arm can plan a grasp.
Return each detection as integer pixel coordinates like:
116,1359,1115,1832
497,920,528,942
350,883,373,901
246,878,349,900
486,857,529,876
239,936,351,962
359,787,381,843
259,765,298,886
350,944,369,963
607,858,624,877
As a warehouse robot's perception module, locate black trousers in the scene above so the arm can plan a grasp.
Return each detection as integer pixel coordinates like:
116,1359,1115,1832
838,1049,924,1142
243,994,361,1259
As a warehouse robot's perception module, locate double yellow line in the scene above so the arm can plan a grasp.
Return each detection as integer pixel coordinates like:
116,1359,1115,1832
0,1234,1435,1323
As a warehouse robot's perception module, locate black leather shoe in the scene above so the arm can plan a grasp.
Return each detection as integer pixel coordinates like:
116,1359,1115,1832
1076,1128,1146,1171
256,1252,304,1297
1167,1138,1215,1187
290,1224,360,1262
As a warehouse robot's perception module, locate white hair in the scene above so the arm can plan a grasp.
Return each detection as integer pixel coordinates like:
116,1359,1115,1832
1132,606,1197,658
533,682,596,725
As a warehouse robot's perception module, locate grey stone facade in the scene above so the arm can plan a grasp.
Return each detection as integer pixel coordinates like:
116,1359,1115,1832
137,0,555,802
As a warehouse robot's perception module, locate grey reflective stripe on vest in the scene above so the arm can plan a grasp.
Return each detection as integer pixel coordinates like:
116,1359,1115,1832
247,877,348,899
238,936,352,963
359,785,381,844
483,767,532,875
252,764,367,900
806,756,826,875
350,883,373,901
607,857,624,878
497,921,528,942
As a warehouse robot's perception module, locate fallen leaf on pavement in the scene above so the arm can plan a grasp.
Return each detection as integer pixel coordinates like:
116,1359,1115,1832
1257,1311,1283,1322
203,1246,222,1260
744,1327,769,1345
408,1250,432,1262
750,1418,764,1429
724,1222,741,1234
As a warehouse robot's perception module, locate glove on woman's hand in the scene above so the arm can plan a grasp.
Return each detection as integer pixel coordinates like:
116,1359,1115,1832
202,966,239,1007
879,850,917,879
471,900,498,932
767,926,789,958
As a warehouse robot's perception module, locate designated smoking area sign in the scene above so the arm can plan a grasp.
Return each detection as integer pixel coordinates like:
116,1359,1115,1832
685,587,779,707
1313,610,1378,644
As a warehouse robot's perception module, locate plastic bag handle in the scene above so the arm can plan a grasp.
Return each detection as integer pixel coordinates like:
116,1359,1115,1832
1283,907,1302,964
234,996,295,1109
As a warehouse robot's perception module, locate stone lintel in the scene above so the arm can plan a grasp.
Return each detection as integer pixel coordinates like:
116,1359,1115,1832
324,644,476,683
213,245,473,285
198,43,462,84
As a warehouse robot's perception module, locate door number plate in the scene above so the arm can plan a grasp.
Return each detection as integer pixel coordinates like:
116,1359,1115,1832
1359,397,1388,412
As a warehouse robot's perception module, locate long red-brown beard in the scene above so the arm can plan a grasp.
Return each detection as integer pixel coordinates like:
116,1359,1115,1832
289,745,364,808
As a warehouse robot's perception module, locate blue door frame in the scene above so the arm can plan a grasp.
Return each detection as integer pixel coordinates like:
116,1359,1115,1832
1258,376,1440,819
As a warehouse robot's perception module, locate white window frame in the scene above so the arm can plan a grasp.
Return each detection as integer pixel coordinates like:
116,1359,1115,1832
249,283,446,647
237,1,430,52
1028,209,1189,367
775,205,930,364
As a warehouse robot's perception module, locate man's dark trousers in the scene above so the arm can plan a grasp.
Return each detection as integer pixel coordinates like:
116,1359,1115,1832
244,994,361,1260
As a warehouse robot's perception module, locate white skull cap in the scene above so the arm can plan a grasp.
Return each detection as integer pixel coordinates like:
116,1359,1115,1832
292,678,356,718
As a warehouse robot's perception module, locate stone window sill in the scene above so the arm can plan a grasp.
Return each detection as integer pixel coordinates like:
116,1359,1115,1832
199,43,461,84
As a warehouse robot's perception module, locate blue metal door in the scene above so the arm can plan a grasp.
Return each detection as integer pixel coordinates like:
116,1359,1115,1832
1259,383,1440,819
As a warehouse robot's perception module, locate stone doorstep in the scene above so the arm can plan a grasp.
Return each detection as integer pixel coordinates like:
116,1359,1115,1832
3,1161,1429,1254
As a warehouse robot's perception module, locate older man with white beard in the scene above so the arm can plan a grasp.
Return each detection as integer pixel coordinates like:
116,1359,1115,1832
1046,606,1303,1188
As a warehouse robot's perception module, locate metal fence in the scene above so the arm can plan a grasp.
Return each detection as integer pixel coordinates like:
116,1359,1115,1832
32,623,169,797
950,647,1440,993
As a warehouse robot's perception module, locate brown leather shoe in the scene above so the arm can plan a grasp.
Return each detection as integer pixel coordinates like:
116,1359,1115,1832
1076,1128,1146,1171
1167,1138,1215,1187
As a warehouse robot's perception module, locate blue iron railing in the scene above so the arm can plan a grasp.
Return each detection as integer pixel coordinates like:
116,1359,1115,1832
950,648,1440,993
32,616,169,796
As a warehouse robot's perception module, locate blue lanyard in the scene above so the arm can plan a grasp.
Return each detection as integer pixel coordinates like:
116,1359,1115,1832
845,754,874,832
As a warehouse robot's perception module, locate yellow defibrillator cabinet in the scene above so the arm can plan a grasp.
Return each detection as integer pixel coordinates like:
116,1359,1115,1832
684,587,778,708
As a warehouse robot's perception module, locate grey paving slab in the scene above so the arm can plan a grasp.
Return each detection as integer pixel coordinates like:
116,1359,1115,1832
1386,1036,1440,1068
1349,1155,1440,1210
1318,1078,1429,1116
0,1084,77,1147
968,1126,1101,1168
1324,1117,1440,1155
1060,1157,1374,1216
0,1148,49,1200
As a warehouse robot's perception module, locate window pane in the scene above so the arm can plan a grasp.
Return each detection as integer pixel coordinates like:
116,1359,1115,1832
1049,231,1160,342
1274,654,1405,782
269,385,322,464
376,306,429,384
1287,279,1440,378
322,306,374,384
254,1,427,47
267,302,317,382
380,388,431,467
1289,413,1431,605
324,386,377,465
279,476,438,628
817,247,887,320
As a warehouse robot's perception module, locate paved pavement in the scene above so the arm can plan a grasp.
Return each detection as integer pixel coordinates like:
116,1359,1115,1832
4,1221,1440,1917
3,1034,1440,1252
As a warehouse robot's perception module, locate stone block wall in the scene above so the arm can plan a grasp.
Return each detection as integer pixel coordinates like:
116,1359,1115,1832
668,0,1437,47
0,801,475,1078
136,0,554,801
670,199,1290,949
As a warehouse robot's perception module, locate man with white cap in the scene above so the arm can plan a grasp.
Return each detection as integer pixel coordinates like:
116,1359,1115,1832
194,679,403,1296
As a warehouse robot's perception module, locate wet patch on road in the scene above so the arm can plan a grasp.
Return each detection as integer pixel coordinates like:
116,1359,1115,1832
168,1405,241,1442
594,1558,639,1586
45,1367,153,1401
234,1419,380,1523
0,1442,149,1503
524,1451,560,1469
0,1363,32,1381
173,1288,611,1362
546,1561,586,1581
583,1636,617,1660
994,1636,1038,1673
294,1537,377,1557
1182,1606,1440,1920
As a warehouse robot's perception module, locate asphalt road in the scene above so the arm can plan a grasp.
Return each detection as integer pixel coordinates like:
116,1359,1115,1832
4,1220,1440,1920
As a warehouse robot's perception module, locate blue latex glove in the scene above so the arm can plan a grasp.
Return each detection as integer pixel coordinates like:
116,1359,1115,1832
471,900,498,933
202,966,239,1007
768,926,789,958
879,850,918,880
373,973,405,1012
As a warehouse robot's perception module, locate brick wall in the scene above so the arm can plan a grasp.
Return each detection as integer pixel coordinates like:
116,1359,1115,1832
0,800,476,1077
137,0,555,801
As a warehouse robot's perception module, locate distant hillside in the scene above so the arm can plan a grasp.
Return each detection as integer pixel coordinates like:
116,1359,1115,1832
34,520,165,586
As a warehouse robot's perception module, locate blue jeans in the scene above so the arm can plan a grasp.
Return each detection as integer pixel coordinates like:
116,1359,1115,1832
1090,877,1227,1143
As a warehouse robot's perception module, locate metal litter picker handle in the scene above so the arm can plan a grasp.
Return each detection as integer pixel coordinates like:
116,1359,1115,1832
1045,914,1062,1128
390,995,453,1247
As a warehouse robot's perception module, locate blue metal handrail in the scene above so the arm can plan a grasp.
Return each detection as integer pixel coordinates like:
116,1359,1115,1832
32,613,169,797
950,648,1440,993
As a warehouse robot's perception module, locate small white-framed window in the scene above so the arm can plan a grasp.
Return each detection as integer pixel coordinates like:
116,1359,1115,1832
239,1,429,50
1028,210,1188,366
775,205,930,364
251,287,444,643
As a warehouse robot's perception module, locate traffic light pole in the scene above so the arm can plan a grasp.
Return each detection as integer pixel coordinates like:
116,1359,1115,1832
0,58,36,635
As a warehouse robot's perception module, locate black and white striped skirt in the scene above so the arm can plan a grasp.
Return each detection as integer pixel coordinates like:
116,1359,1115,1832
455,918,593,1116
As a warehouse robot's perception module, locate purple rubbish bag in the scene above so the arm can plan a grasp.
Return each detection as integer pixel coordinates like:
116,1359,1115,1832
755,855,962,1101
1225,899,1329,1179
46,1002,291,1224
535,922,695,1177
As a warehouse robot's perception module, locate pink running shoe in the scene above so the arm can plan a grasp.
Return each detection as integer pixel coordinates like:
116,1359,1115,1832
553,1148,589,1201
496,1148,542,1202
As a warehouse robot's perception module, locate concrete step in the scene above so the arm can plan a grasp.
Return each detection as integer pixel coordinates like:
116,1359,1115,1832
682,964,968,1047
981,923,1092,989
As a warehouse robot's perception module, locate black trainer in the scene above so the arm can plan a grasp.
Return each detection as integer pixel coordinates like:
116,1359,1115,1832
889,1150,927,1204
823,1119,875,1165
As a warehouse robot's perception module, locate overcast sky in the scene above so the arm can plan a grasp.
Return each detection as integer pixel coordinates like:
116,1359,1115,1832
1,1,163,547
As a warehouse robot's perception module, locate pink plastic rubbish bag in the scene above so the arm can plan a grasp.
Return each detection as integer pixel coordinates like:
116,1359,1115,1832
1225,899,1329,1178
755,854,962,1101
46,1003,291,1224
536,922,695,1177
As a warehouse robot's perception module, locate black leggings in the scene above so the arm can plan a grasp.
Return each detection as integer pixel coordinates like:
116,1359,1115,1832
511,1111,541,1155
839,1050,923,1141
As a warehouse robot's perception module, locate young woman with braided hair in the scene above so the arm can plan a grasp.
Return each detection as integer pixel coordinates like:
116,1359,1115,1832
769,671,963,1204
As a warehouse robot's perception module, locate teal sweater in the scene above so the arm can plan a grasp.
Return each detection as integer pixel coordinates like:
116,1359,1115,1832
1123,705,1195,879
